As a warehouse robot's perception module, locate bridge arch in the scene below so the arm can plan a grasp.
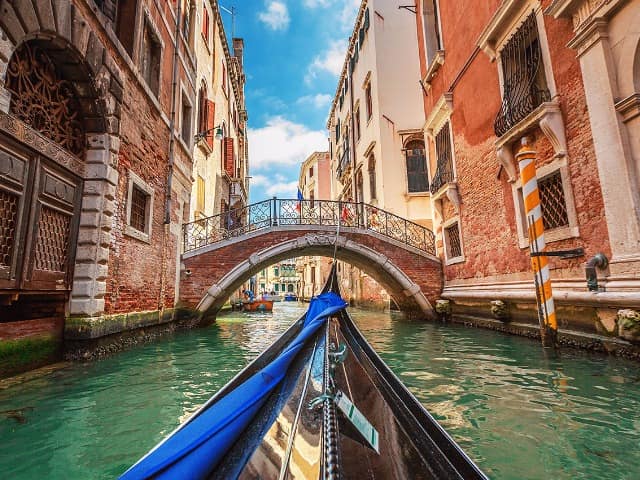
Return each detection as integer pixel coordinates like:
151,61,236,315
179,227,443,320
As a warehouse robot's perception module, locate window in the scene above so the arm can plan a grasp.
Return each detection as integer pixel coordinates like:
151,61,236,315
222,62,227,96
310,190,315,208
422,0,443,65
126,172,154,243
309,166,313,178
356,169,364,203
444,221,463,262
115,0,138,56
430,123,454,194
202,5,210,43
130,186,147,231
181,91,192,144
311,266,316,284
274,267,279,277
260,283,265,291
182,0,192,42
197,83,207,136
274,284,279,292
364,8,370,30
335,118,340,142
365,82,372,120
141,18,161,96
368,154,377,200
196,175,205,217
494,11,550,137
538,171,569,230
405,140,429,193
355,107,361,141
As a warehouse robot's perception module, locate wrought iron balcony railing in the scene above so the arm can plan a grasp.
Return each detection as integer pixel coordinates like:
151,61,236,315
183,198,436,255
493,11,551,137
430,153,454,194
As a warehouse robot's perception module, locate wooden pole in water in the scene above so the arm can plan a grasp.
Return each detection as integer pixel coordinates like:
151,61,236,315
516,137,558,349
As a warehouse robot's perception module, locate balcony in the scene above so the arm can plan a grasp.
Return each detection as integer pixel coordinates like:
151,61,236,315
430,153,454,195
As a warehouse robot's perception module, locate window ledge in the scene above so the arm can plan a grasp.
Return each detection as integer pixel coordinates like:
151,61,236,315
446,255,465,266
197,138,213,155
495,100,567,158
406,191,431,198
518,225,580,249
125,225,151,244
422,50,445,87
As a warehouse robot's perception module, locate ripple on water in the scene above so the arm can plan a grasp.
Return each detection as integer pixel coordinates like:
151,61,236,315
1,304,639,480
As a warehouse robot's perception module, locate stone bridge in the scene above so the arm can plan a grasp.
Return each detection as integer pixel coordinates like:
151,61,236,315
178,199,443,320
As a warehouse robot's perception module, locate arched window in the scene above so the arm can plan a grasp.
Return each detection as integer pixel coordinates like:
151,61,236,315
405,139,428,193
6,42,86,156
368,154,377,200
356,169,364,203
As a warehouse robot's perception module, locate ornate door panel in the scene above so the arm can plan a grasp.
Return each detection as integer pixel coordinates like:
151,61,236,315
0,133,82,293
21,160,81,291
0,143,31,289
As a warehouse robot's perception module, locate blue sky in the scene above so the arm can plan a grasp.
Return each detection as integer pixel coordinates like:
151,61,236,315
220,0,360,202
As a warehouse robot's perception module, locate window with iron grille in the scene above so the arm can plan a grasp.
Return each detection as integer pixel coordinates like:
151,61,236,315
445,222,462,259
130,185,148,233
355,107,361,140
430,122,454,194
494,11,550,137
539,171,569,230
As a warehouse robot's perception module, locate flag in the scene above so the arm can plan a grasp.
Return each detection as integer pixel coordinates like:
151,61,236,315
296,188,304,213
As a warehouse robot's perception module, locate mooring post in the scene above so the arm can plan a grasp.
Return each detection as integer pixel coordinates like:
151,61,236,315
517,137,558,349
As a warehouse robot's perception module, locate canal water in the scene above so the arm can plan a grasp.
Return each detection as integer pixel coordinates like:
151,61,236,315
1,302,639,479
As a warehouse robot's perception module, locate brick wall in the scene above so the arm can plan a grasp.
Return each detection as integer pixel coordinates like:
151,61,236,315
416,0,610,284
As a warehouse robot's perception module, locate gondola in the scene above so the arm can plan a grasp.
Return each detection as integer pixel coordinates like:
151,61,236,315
120,265,488,479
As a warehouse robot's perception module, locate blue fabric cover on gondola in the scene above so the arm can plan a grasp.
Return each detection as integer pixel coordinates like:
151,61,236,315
119,292,347,480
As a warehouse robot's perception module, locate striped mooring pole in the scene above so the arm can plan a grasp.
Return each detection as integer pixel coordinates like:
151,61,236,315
517,137,558,349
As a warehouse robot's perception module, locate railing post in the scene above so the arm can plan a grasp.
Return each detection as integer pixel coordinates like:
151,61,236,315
404,219,408,243
272,196,278,226
183,225,188,253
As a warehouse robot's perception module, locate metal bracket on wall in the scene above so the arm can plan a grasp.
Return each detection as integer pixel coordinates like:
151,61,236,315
530,248,584,259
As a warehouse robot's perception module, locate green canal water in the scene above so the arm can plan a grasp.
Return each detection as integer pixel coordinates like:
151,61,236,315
1,303,639,479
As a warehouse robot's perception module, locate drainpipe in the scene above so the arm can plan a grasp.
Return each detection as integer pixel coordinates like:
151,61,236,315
586,253,608,292
164,0,182,224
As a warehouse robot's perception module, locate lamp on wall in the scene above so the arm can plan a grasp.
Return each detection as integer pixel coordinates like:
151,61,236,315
194,125,224,142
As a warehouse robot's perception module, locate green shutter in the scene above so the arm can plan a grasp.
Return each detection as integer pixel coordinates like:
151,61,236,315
364,8,370,30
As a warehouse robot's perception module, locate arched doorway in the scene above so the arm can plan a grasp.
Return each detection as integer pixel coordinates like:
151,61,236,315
0,38,112,316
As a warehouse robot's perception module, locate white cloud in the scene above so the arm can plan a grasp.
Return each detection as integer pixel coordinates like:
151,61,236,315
302,0,333,7
258,1,290,31
250,174,298,198
296,93,333,109
248,116,328,170
305,40,347,84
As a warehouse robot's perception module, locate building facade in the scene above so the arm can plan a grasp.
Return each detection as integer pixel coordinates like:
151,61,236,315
190,1,248,224
413,0,640,337
0,0,246,376
296,151,332,300
256,261,299,296
326,0,424,309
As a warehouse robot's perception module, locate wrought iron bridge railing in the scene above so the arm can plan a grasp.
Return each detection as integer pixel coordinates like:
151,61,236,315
183,198,436,255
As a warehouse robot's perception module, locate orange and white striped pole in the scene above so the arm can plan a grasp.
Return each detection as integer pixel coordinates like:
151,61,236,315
517,137,557,349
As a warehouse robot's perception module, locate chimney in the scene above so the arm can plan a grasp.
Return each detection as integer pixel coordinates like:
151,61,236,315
232,38,244,68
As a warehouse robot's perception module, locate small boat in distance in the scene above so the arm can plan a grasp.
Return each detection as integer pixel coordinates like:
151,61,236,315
262,293,282,302
120,266,487,479
283,292,297,301
242,299,273,313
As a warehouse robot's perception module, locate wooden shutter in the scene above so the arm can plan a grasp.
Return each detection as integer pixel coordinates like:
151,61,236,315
224,138,234,177
206,100,215,149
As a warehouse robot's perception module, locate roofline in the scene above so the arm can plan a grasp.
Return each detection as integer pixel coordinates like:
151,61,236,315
325,0,369,130
298,151,329,186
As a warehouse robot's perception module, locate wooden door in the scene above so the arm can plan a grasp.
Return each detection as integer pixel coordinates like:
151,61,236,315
0,133,82,294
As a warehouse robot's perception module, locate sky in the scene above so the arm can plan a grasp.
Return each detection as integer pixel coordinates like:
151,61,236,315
220,0,361,202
